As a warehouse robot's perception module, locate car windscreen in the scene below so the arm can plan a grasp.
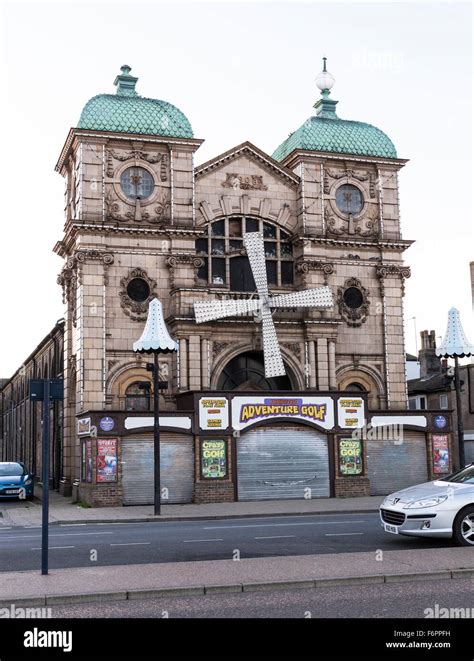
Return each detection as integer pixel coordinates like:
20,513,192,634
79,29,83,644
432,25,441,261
0,463,24,476
440,465,474,484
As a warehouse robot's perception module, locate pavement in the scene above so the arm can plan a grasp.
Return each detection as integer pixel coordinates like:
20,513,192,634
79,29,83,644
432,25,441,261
0,547,473,607
0,487,382,527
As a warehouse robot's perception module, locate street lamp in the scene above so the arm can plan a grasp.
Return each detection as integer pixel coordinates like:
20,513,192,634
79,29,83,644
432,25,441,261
133,298,178,515
436,307,474,470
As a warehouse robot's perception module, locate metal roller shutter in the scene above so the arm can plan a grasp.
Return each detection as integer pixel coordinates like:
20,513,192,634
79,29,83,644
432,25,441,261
465,440,474,465
237,425,329,501
367,430,428,496
122,437,194,505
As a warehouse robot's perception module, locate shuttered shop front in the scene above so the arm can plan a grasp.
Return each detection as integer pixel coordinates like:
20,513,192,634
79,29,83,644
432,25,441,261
465,439,474,465
237,425,330,501
122,436,194,505
367,430,428,496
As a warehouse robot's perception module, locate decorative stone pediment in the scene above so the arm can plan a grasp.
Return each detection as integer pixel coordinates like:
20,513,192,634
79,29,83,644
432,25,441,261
195,141,299,189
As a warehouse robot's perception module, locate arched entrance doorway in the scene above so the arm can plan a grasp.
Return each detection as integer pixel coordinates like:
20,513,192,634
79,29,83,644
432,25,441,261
217,351,293,391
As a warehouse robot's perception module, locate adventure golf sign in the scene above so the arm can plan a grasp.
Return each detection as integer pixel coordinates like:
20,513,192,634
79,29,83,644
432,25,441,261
197,394,366,432
231,396,335,431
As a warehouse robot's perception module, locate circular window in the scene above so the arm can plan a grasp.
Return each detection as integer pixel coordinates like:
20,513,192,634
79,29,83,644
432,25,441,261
127,278,150,302
120,167,154,200
343,287,364,309
335,184,363,215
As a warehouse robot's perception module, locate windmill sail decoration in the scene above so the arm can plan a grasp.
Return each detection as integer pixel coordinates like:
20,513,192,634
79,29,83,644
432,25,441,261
194,232,333,378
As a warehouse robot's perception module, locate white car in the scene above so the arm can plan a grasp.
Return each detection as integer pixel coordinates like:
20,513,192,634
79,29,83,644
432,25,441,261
380,463,474,546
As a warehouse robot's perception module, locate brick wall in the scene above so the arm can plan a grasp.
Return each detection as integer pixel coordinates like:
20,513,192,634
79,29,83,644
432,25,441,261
79,483,123,507
194,482,234,503
334,476,370,497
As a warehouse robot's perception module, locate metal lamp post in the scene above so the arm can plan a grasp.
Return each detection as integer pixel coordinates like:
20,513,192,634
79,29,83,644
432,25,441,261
436,308,474,470
133,298,178,515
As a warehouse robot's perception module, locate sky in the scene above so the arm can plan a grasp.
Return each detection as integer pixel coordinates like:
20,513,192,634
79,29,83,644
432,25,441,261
0,0,472,377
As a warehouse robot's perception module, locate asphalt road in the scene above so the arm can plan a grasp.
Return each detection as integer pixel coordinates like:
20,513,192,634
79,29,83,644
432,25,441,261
50,577,474,618
0,513,455,572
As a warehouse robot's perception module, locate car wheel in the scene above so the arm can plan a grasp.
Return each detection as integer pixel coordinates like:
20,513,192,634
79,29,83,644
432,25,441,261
453,506,474,546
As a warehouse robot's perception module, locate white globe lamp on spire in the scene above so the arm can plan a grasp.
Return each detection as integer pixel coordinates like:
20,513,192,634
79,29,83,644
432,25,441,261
315,56,335,93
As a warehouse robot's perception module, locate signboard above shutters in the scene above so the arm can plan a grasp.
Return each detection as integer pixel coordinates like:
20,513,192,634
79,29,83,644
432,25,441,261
337,397,365,429
199,397,229,431
231,396,334,431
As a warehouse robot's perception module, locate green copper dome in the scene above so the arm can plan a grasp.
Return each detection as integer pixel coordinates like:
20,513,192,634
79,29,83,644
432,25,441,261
78,65,193,139
272,62,396,161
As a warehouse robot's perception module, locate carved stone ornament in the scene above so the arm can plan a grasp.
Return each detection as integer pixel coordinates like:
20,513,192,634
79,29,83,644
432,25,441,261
106,149,169,181
376,264,411,297
212,341,231,360
326,168,370,183
282,342,302,362
222,173,268,191
105,189,123,221
119,268,157,321
165,255,205,288
337,277,370,327
326,201,380,238
105,187,171,224
295,259,334,286
58,250,115,326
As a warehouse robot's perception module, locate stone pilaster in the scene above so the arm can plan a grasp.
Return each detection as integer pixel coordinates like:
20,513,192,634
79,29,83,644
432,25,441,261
308,340,317,389
201,339,210,388
316,338,329,390
328,340,337,389
179,338,188,390
188,335,201,390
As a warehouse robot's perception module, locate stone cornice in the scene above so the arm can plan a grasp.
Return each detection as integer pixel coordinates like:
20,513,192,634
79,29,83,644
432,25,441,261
53,223,204,257
294,235,414,251
55,128,204,174
281,149,408,171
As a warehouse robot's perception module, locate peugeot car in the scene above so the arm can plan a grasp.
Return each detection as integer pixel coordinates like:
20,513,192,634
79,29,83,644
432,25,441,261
0,462,34,499
380,463,474,546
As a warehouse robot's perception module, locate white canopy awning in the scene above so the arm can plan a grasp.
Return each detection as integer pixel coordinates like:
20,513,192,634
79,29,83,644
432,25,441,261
436,307,474,358
133,298,178,354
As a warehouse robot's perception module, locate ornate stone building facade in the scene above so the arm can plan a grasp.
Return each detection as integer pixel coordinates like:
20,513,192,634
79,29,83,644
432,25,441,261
1,64,452,505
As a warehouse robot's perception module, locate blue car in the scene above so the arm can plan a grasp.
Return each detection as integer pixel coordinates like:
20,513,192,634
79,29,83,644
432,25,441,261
0,462,34,499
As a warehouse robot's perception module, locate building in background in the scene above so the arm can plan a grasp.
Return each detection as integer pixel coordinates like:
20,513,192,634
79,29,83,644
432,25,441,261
1,63,452,505
408,330,474,467
405,352,420,381
0,321,64,486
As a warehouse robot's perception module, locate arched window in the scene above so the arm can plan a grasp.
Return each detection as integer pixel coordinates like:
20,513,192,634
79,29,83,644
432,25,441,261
125,381,151,411
344,382,366,392
196,217,294,291
217,351,293,391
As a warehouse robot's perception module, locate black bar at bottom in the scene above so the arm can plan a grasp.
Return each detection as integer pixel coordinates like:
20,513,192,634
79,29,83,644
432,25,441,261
0,617,473,658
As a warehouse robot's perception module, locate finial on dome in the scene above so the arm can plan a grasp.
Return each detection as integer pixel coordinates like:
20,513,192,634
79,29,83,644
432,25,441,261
315,56,335,93
314,56,338,118
114,64,138,96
